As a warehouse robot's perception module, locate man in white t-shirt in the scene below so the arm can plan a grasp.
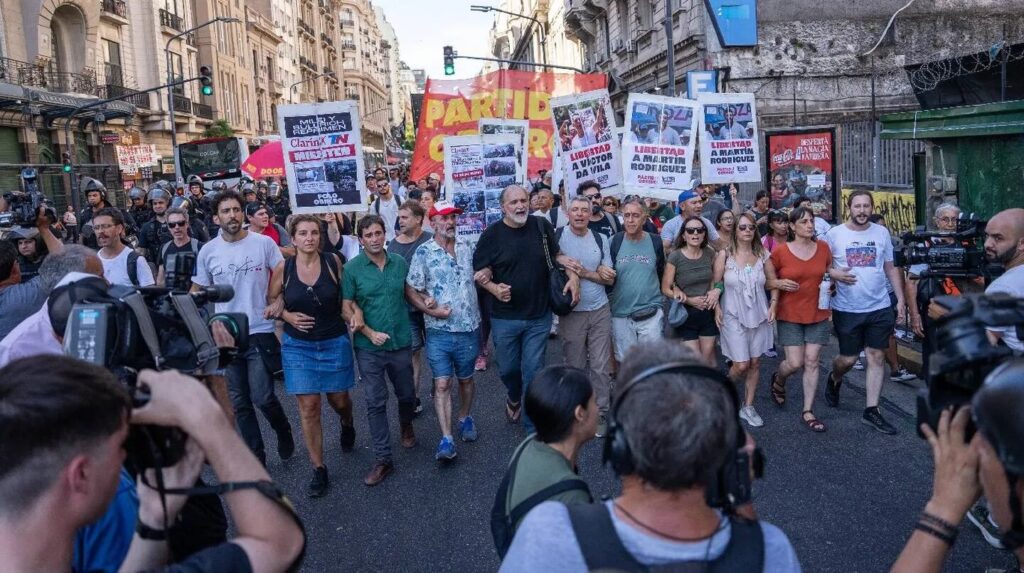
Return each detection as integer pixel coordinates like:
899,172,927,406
823,190,906,435
372,179,401,242
193,191,294,465
660,189,720,251
983,208,1024,352
93,208,154,287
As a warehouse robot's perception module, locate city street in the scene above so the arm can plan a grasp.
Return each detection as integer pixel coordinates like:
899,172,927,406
256,337,1010,573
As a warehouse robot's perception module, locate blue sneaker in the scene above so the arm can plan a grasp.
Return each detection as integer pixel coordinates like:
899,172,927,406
459,416,478,442
435,436,457,461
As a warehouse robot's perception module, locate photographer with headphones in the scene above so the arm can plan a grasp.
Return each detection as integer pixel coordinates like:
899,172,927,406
500,340,800,572
0,355,305,573
892,360,1024,573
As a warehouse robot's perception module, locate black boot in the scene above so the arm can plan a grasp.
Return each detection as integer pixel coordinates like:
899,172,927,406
307,466,329,498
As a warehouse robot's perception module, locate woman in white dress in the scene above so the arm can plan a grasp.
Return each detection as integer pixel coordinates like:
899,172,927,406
714,212,779,428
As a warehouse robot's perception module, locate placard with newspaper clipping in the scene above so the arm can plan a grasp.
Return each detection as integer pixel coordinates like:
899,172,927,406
277,101,367,214
443,134,520,240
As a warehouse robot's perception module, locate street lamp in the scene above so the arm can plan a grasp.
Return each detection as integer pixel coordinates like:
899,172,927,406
289,71,336,98
470,5,547,70
165,16,240,174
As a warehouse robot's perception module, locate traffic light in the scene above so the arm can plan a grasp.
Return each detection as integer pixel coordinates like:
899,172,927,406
62,151,72,174
443,46,455,76
199,65,213,96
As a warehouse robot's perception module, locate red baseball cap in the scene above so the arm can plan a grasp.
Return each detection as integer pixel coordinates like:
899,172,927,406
428,200,463,219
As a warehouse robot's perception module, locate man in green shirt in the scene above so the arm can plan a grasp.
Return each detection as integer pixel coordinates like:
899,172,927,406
343,214,418,487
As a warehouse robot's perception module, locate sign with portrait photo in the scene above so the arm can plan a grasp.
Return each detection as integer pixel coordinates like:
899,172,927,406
550,89,621,195
695,93,761,184
622,93,699,201
277,101,367,214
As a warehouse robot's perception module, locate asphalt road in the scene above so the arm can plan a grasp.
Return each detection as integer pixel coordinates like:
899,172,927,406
248,336,1010,573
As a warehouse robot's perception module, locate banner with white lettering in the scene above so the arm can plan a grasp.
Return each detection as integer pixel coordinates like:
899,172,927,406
443,134,520,240
479,118,529,186
695,93,761,184
622,94,698,201
277,101,367,213
550,89,621,195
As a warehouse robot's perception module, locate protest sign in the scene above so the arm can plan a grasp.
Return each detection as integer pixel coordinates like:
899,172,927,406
622,93,699,201
443,134,520,240
411,70,606,182
695,93,761,184
550,89,621,195
765,127,838,220
479,118,529,185
277,101,367,214
115,144,156,171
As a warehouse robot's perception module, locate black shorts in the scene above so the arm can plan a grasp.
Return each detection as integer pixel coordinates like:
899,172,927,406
833,307,895,357
672,308,719,341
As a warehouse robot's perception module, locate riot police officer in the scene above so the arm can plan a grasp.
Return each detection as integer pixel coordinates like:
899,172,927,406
127,186,152,227
78,177,137,249
266,180,291,222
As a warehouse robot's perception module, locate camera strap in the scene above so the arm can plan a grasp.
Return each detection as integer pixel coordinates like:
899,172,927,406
120,291,167,368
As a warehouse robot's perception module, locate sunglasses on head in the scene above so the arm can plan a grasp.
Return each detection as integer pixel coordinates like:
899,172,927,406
684,226,706,235
167,221,187,228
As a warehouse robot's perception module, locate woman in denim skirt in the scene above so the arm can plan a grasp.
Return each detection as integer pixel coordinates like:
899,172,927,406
266,214,356,498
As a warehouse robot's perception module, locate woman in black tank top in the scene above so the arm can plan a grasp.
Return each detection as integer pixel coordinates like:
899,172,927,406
266,215,356,498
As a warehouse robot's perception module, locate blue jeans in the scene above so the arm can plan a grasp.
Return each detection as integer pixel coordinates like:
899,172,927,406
226,342,292,463
490,312,553,433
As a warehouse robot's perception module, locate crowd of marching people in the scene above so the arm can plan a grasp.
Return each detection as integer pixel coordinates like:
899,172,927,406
1,160,1023,573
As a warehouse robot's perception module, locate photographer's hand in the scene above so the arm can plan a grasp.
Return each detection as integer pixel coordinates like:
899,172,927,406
921,406,980,524
132,370,221,432
137,438,204,527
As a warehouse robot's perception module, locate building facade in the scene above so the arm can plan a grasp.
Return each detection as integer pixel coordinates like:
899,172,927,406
485,0,585,73
339,0,388,154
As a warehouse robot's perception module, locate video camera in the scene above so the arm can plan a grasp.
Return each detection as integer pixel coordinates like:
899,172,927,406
918,293,1024,437
62,252,248,468
0,168,57,228
894,214,992,279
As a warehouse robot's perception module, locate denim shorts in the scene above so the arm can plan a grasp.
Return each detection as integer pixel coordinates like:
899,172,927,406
281,332,356,394
425,328,479,380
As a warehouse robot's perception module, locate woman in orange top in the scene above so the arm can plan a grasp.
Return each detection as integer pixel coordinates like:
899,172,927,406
766,206,833,432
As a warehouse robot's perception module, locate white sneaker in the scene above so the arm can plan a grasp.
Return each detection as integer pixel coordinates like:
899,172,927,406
890,368,917,383
740,406,764,428
853,359,865,371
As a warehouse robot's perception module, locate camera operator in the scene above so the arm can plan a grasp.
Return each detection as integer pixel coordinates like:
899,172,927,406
0,355,305,573
500,340,800,572
982,208,1024,353
0,204,65,339
892,359,1024,573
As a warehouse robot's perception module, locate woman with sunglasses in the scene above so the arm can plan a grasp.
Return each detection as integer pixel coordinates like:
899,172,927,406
713,212,776,427
266,214,356,498
602,196,621,223
715,209,736,251
765,206,832,432
661,216,721,366
762,209,792,253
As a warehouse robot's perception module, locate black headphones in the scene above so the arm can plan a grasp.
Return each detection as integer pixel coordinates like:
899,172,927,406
602,361,763,513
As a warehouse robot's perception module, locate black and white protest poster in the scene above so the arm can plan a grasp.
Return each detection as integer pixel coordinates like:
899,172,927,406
278,101,367,213
622,93,698,201
695,93,761,184
479,118,529,185
442,134,520,240
550,89,621,195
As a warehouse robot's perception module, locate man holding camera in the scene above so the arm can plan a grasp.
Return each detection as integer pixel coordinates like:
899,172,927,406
0,355,305,573
500,341,800,572
0,202,65,339
194,190,294,466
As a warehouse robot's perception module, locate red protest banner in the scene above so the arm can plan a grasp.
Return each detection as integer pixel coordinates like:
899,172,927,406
765,127,838,221
410,69,607,182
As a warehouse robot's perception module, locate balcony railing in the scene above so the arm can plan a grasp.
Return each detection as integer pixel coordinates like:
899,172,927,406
101,0,128,20
340,41,356,50
159,9,184,32
340,18,354,27
298,21,315,37
0,57,101,96
102,84,150,110
321,33,334,47
345,91,359,100
172,94,192,114
192,102,213,119
299,56,316,71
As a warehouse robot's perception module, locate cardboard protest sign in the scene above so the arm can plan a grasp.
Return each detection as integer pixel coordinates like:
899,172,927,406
277,101,367,213
622,93,699,201
550,89,621,195
443,134,520,240
696,93,761,184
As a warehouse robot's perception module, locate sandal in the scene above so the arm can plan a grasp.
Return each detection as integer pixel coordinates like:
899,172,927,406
770,372,786,406
802,410,826,433
505,398,522,424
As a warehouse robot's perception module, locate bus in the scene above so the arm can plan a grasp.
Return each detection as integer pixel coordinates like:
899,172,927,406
176,136,250,191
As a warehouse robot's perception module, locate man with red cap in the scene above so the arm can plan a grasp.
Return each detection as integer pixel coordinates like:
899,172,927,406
406,200,482,461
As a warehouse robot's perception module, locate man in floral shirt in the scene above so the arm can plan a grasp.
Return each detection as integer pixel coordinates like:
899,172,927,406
406,201,482,462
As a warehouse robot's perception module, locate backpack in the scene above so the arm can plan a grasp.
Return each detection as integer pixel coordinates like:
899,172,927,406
373,198,402,232
126,251,141,286
566,503,765,573
490,437,591,559
284,252,342,305
159,239,200,269
610,231,666,278
548,208,560,228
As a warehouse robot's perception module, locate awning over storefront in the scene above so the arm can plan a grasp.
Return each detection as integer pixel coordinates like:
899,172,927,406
0,80,136,124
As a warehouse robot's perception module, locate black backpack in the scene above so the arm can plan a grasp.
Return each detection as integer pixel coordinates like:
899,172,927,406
126,250,141,286
566,503,765,572
490,437,592,559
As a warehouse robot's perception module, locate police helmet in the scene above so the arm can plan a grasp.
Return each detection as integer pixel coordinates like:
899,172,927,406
128,186,147,201
81,177,107,200
169,196,191,211
187,174,204,186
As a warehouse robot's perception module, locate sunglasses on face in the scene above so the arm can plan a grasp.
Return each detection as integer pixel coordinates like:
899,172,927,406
584,193,601,200
684,227,706,235
737,224,756,231
603,200,617,207
167,221,187,228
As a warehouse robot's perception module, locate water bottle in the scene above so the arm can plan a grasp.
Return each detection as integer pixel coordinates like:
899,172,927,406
818,273,832,310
